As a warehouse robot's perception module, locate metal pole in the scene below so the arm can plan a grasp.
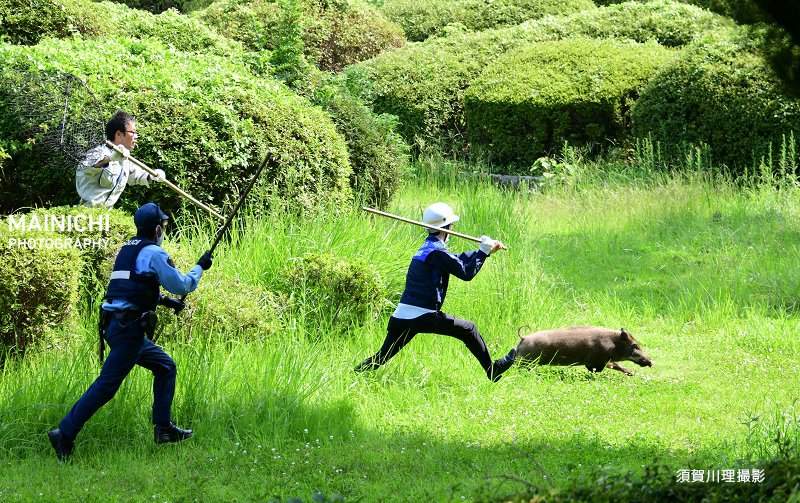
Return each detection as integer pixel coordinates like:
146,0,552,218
180,154,274,303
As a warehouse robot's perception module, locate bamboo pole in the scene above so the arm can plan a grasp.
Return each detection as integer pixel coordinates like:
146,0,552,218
105,140,224,221
363,206,488,244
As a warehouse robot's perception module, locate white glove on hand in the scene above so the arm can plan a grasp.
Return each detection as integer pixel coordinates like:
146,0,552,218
109,144,129,162
150,169,166,182
479,235,497,255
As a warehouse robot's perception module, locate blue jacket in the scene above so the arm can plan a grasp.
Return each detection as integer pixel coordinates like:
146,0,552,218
103,237,203,312
398,234,488,310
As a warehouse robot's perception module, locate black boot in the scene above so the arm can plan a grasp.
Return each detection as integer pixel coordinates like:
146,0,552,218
47,428,74,462
354,357,381,373
154,422,193,444
487,348,517,382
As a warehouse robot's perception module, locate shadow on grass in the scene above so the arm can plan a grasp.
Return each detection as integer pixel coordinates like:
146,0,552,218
0,387,763,502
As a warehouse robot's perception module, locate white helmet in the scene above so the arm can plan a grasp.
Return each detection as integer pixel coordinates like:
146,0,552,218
422,202,459,232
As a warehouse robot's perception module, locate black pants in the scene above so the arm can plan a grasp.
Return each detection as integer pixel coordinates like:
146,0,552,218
356,312,493,373
59,315,177,440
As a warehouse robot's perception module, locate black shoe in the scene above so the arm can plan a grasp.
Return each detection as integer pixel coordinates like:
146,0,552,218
487,348,517,382
354,358,380,373
154,422,193,444
47,428,74,462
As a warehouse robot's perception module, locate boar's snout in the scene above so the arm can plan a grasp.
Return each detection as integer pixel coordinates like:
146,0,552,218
633,354,652,367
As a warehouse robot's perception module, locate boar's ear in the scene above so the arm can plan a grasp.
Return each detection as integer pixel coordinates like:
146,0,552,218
620,328,630,340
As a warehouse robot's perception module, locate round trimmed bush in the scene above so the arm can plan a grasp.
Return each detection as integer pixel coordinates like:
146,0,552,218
103,0,208,14
344,0,731,153
593,0,766,24
380,0,595,42
0,0,100,45
279,252,389,329
465,38,676,166
0,0,236,53
312,81,410,208
0,219,82,353
632,29,800,173
0,37,353,214
26,206,136,292
163,242,287,341
195,0,405,71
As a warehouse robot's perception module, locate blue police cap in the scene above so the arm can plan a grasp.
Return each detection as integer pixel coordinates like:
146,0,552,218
134,202,169,232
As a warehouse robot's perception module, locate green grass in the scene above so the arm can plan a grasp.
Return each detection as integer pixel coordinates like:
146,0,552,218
1,160,800,501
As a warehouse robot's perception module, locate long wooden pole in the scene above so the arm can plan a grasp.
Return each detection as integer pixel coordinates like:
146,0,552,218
105,140,225,221
362,206,483,243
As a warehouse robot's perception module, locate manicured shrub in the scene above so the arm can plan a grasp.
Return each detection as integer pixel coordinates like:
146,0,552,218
92,1,240,54
593,0,766,24
182,278,285,340
104,0,205,14
0,37,353,214
0,0,236,53
26,206,136,292
631,28,800,174
163,268,286,341
465,38,676,166
344,0,730,153
0,219,82,353
380,0,594,42
312,81,410,208
279,252,389,328
0,0,100,45
195,0,405,71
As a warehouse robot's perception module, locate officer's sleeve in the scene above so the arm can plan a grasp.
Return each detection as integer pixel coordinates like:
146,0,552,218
427,249,488,281
147,247,203,296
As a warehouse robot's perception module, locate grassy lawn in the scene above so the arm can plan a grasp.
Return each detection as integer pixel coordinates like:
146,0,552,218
2,164,799,501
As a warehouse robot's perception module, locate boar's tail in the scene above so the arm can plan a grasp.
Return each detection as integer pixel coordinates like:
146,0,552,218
517,325,531,341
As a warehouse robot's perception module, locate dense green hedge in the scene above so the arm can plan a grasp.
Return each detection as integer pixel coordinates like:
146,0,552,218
380,0,594,42
0,0,100,45
312,81,409,208
279,252,388,329
593,0,767,24
465,38,676,166
0,0,236,53
103,0,210,14
0,37,353,214
344,0,730,153
196,0,405,71
27,206,135,291
631,28,800,173
158,242,287,341
0,218,82,353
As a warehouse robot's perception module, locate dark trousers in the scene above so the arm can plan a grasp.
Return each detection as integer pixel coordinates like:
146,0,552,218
357,312,493,372
59,316,177,440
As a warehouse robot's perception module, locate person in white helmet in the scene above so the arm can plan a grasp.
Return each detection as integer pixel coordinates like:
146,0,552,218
355,202,516,381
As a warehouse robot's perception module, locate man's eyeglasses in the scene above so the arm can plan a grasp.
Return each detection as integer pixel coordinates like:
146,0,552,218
125,130,138,137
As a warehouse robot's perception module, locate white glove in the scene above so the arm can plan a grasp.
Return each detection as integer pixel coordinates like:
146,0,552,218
150,168,166,182
109,144,129,162
479,235,497,255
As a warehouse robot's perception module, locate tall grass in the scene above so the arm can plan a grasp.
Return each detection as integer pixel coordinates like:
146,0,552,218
1,157,800,501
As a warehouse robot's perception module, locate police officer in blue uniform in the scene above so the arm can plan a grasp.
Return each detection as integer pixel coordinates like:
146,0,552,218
47,202,213,461
355,202,517,381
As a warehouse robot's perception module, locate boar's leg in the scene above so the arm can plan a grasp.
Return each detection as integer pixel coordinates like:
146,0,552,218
585,362,606,373
607,362,633,376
